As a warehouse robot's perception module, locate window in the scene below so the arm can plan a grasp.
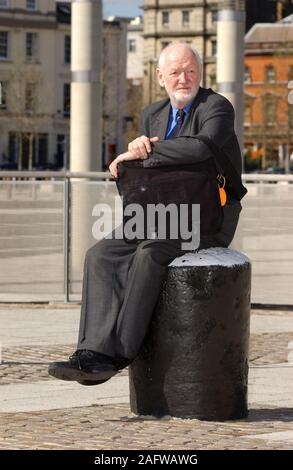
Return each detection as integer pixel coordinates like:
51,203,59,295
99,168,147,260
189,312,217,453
264,100,276,125
209,72,216,88
36,134,48,167
8,132,48,169
128,39,136,53
63,83,70,117
56,134,69,169
244,104,252,125
26,32,38,60
25,83,36,113
211,40,217,56
162,11,169,28
244,66,251,83
64,35,71,64
0,81,7,109
182,11,190,28
0,0,8,9
26,0,36,10
0,31,8,58
265,65,275,83
212,10,218,23
289,105,293,127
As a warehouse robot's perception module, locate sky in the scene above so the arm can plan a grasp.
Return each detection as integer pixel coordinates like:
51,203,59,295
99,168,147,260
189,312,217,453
102,0,142,18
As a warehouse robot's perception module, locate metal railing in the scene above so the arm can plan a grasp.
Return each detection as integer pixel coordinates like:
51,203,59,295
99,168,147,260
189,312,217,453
0,171,111,179
2,170,293,181
242,174,293,183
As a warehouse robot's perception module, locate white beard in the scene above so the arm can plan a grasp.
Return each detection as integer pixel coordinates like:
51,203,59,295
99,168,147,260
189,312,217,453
174,90,196,104
168,86,199,107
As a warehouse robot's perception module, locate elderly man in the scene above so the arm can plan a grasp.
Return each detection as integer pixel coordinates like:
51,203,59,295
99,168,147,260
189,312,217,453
48,43,243,385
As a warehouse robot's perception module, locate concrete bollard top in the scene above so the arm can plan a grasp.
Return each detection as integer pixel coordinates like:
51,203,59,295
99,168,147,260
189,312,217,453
169,247,250,268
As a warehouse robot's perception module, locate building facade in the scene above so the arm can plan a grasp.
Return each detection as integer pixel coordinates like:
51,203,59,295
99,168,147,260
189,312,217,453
142,0,218,106
0,0,127,171
0,0,67,170
244,15,293,172
127,16,144,80
125,16,144,144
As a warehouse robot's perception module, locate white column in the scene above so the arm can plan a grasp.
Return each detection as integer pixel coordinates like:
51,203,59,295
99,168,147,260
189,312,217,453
70,0,103,286
217,0,245,155
70,0,102,172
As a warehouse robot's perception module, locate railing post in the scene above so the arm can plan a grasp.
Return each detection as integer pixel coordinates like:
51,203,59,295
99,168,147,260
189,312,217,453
63,177,70,303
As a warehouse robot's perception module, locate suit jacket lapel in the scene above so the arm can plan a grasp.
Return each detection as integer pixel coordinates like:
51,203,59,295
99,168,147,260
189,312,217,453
150,102,170,140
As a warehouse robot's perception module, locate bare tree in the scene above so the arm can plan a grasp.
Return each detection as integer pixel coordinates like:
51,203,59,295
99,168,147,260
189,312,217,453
7,60,50,170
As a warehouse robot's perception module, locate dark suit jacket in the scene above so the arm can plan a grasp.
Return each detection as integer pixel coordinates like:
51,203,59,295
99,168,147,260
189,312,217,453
139,87,243,248
140,86,242,179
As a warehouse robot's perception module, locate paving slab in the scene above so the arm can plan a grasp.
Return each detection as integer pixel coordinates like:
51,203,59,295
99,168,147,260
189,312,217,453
1,305,293,450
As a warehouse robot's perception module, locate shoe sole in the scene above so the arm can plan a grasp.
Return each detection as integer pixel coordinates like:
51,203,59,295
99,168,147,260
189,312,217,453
77,378,111,386
48,365,117,382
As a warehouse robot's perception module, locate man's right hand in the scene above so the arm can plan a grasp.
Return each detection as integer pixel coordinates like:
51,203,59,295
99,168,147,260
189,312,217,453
128,136,159,159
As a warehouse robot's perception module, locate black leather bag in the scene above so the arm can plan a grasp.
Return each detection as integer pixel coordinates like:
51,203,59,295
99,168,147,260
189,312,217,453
116,157,223,242
115,135,247,243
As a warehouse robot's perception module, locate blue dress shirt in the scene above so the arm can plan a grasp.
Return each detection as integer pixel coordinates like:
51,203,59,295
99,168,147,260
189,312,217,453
165,101,193,139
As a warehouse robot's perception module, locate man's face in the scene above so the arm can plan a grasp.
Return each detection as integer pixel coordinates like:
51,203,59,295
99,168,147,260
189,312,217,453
156,47,201,108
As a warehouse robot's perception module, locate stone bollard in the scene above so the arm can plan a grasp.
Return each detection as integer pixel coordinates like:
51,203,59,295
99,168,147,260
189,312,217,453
129,248,251,421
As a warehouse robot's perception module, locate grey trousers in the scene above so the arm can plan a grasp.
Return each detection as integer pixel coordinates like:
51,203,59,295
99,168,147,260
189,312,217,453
77,201,242,359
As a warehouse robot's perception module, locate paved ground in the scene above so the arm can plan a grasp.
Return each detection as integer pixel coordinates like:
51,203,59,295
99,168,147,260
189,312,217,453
1,304,293,450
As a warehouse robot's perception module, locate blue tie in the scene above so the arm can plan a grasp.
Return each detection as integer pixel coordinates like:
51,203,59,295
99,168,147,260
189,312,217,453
170,109,185,138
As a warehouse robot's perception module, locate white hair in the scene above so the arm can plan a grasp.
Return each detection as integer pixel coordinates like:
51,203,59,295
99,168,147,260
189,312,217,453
158,42,202,72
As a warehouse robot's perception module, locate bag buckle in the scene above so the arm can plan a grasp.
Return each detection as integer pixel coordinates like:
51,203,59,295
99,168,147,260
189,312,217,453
217,174,227,207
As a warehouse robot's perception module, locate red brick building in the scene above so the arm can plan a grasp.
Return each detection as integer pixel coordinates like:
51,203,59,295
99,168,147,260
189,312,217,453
244,15,293,172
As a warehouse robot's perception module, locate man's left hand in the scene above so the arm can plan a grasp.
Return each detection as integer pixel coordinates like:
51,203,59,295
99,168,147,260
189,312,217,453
109,151,144,178
109,136,160,178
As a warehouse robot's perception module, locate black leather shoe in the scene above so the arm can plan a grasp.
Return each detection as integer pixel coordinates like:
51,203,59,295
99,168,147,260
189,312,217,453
49,350,117,382
77,357,133,386
48,350,132,383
